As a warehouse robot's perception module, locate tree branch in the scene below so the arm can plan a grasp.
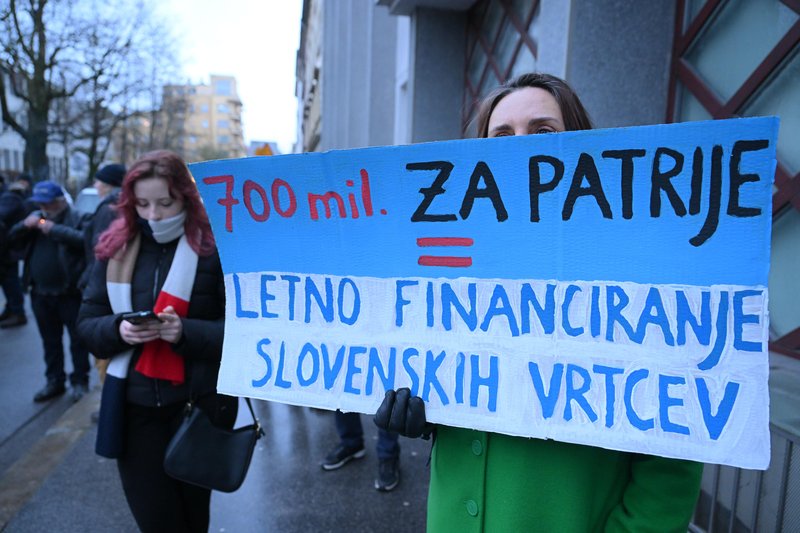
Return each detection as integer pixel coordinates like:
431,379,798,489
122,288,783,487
0,66,27,138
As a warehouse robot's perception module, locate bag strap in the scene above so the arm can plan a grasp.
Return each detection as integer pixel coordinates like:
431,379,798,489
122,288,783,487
244,397,257,421
244,398,265,438
185,363,263,438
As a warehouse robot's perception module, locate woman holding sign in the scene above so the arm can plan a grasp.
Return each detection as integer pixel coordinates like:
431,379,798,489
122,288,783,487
375,73,703,532
77,151,237,532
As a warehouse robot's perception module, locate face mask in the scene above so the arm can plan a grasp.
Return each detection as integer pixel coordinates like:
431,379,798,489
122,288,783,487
138,211,186,243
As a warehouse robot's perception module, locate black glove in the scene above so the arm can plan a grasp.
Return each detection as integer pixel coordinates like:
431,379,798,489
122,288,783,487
374,388,434,439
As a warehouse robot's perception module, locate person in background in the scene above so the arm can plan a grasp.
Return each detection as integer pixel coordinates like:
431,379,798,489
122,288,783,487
321,411,401,492
8,180,90,402
79,163,126,290
0,180,31,327
77,150,236,532
374,73,703,532
15,174,36,211
79,163,126,423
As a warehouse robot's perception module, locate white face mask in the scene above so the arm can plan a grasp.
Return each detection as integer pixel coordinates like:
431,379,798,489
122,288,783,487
149,211,186,243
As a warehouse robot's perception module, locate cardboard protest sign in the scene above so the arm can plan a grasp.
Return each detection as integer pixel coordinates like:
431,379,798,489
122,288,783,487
191,117,778,469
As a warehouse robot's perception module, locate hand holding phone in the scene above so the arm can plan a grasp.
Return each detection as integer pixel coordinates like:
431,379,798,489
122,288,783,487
121,310,164,325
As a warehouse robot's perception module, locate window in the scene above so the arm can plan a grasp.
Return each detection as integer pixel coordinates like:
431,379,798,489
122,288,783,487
200,104,209,113
215,79,232,96
462,0,542,135
201,120,209,129
217,103,229,113
217,120,229,129
669,0,800,355
218,135,230,144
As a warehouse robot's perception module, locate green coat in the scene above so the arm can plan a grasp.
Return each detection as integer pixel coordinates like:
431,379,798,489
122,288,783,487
427,426,703,532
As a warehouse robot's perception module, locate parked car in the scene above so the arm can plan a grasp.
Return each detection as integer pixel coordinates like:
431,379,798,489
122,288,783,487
74,187,101,215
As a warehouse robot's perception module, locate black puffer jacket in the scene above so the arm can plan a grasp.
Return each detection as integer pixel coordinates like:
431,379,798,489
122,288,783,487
78,191,119,291
77,232,226,407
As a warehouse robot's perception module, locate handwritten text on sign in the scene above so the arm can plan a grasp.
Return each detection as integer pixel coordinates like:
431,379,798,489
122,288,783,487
191,117,778,469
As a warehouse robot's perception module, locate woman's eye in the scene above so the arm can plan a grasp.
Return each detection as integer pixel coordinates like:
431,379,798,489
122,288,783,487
159,200,173,207
535,128,556,134
492,131,511,137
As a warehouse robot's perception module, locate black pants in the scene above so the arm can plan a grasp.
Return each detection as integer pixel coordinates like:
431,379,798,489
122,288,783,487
31,293,89,386
117,396,238,533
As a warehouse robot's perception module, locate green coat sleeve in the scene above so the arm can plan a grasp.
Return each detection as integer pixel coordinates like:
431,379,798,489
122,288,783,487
604,455,703,533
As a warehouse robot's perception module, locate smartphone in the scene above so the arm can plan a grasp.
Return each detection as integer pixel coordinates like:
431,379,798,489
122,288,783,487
121,310,163,325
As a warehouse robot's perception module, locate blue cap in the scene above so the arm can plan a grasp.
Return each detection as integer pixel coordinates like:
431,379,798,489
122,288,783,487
30,181,65,203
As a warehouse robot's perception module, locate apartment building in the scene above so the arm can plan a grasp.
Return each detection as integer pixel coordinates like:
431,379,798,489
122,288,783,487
163,75,247,163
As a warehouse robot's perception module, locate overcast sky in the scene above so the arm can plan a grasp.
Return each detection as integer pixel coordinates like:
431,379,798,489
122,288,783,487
164,0,302,154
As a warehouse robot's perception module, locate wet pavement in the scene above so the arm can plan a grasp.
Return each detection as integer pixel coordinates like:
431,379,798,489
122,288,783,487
0,295,430,532
1,392,431,532
4,292,800,532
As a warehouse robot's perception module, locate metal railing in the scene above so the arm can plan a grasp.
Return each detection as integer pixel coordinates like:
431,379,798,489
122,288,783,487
690,424,800,533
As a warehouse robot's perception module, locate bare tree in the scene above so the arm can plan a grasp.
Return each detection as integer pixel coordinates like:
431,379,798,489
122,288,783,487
111,20,185,167
0,0,183,184
1,0,97,181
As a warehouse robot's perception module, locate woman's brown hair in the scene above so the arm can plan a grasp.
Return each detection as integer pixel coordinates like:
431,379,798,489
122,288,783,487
473,72,593,138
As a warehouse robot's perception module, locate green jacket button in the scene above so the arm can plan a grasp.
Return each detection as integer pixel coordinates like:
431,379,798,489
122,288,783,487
471,439,482,455
466,499,479,516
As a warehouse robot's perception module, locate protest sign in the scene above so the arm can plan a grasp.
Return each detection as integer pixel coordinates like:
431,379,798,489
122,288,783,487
191,116,778,469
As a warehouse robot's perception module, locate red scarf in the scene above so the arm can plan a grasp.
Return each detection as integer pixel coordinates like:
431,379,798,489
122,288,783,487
132,236,198,384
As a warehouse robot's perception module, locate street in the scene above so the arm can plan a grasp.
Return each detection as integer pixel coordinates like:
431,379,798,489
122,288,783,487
0,297,430,532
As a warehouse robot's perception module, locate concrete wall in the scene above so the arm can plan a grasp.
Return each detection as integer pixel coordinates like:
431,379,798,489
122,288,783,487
320,1,397,150
533,0,572,79
408,8,467,142
565,0,675,129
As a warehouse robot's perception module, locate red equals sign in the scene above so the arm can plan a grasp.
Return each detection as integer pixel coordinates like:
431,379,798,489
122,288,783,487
417,237,474,267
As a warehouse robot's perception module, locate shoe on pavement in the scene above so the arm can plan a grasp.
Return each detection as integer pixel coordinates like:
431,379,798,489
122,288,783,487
71,383,89,403
375,457,400,492
0,308,11,321
321,443,366,471
33,382,66,402
0,314,27,328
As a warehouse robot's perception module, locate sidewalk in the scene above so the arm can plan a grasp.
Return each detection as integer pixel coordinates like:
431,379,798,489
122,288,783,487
0,391,430,532
5,352,800,532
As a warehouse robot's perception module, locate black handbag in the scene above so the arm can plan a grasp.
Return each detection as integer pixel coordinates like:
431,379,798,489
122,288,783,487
164,397,264,492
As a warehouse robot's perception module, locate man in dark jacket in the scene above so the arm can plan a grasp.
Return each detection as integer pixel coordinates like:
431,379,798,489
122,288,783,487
79,163,125,291
0,180,30,327
9,180,91,402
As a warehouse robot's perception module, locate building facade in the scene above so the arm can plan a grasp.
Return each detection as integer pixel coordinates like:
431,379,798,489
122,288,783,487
296,0,799,530
296,0,398,152
162,75,246,163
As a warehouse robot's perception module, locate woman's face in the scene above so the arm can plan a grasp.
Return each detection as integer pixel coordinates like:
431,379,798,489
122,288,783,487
133,177,184,221
487,87,565,137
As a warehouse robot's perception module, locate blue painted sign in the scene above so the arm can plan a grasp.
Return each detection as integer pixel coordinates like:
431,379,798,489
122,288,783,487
191,116,778,469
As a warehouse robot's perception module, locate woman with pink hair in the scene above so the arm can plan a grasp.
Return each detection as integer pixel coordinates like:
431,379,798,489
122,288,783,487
78,150,237,532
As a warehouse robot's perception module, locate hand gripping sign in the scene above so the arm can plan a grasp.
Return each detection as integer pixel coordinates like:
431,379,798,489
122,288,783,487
191,117,778,469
